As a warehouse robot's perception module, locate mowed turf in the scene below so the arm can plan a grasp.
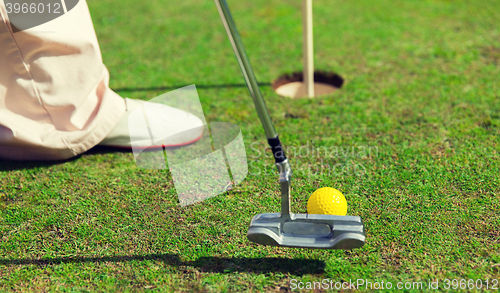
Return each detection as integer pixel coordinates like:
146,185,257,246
1,0,499,291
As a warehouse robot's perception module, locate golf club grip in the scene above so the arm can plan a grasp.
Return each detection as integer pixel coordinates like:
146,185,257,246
268,136,287,164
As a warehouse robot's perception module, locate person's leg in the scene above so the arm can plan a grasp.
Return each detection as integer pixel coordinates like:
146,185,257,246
0,0,126,161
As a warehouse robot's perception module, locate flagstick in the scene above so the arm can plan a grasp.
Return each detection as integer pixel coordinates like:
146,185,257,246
302,0,314,97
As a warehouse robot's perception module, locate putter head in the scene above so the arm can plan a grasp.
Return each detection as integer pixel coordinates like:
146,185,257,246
247,213,365,249
247,160,365,249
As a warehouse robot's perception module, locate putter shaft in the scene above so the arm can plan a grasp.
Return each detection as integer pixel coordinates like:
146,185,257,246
214,0,292,215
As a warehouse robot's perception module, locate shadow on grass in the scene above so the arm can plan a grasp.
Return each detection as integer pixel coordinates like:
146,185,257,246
190,257,325,275
81,145,134,155
0,254,182,266
0,141,212,171
0,146,135,171
0,144,197,171
0,157,79,172
112,83,271,93
0,254,325,275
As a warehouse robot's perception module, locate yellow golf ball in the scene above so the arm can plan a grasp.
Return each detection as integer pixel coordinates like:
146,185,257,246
307,187,347,215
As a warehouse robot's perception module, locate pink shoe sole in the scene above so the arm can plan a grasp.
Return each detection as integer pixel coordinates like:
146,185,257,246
101,132,204,150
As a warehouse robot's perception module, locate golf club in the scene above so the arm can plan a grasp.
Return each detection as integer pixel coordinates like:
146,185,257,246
214,0,366,249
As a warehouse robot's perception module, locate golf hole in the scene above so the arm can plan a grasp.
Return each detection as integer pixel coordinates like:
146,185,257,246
272,71,344,98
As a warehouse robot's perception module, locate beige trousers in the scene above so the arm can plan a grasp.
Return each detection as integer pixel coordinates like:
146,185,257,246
0,0,126,161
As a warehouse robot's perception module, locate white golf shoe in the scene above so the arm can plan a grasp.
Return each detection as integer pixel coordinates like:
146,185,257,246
99,98,204,149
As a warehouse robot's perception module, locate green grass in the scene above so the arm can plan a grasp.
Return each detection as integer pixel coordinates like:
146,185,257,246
1,0,499,291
